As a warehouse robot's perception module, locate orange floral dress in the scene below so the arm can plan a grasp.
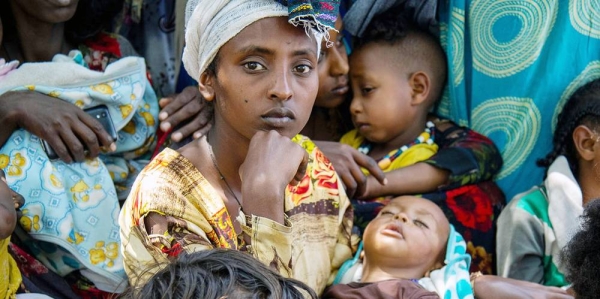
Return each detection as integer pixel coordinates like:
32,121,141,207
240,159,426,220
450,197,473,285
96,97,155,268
119,135,355,295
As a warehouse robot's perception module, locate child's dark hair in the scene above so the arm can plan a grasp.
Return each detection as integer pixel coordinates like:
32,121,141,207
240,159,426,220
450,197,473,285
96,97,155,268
120,249,317,299
355,9,447,105
537,79,600,174
561,199,600,299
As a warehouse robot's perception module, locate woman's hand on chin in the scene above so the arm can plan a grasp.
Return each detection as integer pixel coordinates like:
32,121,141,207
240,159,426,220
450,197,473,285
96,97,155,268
240,130,308,224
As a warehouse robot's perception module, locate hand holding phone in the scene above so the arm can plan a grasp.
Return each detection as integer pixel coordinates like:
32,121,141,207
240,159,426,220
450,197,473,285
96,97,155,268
41,105,118,161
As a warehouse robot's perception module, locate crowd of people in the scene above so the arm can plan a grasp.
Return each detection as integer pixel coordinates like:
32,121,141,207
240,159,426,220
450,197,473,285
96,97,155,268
0,0,599,298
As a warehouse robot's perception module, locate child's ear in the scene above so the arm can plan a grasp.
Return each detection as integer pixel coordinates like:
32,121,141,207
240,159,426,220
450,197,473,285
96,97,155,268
408,71,430,106
573,125,597,161
198,72,216,102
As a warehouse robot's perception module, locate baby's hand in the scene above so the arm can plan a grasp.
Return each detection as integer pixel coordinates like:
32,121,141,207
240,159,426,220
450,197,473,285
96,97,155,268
0,169,24,239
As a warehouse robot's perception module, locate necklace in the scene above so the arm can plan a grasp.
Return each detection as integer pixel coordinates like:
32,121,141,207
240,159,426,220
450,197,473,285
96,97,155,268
207,138,244,212
357,121,436,170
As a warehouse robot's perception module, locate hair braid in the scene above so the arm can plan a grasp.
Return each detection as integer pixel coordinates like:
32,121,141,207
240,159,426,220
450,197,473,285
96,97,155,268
537,79,600,173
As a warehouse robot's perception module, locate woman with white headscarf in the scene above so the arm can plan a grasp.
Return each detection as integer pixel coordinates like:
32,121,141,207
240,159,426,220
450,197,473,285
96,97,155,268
119,0,353,295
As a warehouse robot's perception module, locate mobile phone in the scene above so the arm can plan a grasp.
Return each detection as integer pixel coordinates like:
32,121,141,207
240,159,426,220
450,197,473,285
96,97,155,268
41,105,118,160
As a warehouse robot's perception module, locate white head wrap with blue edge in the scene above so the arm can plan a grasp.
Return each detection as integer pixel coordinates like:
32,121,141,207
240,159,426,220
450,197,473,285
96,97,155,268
182,0,325,82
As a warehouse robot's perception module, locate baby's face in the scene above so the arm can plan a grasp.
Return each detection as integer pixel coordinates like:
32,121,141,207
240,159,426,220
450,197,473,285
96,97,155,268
362,196,449,275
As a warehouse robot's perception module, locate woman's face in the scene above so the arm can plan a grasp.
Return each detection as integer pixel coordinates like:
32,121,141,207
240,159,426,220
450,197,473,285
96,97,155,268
205,17,319,140
10,0,79,24
315,17,349,109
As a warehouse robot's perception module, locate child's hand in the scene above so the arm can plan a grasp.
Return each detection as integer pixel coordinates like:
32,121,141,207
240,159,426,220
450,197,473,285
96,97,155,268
355,175,384,200
0,169,24,239
240,130,308,224
313,141,386,198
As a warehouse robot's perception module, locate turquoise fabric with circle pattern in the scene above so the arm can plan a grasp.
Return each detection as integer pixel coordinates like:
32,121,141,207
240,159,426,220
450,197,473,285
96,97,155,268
436,0,600,200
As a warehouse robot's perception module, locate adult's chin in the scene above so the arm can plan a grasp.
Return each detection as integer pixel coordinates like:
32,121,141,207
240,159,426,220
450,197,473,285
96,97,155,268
314,93,346,109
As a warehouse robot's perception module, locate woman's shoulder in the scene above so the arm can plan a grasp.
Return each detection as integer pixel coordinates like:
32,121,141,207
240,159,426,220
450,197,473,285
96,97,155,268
136,148,201,187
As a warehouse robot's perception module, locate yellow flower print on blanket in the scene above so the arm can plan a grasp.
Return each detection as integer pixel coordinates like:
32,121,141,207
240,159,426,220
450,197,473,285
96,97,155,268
89,241,119,268
70,180,104,203
0,55,157,292
67,230,86,245
91,83,114,95
20,210,41,232
0,150,30,179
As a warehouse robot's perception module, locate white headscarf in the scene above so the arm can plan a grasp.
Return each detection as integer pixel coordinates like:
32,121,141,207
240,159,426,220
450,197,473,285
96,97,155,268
183,0,324,82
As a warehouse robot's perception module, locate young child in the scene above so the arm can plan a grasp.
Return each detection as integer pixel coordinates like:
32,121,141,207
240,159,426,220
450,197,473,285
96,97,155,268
497,78,600,287
121,249,316,299
561,198,600,299
119,0,353,295
340,16,446,185
334,11,504,275
322,196,472,299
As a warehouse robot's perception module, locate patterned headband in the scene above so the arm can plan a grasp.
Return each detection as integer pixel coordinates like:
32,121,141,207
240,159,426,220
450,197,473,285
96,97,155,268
275,0,340,34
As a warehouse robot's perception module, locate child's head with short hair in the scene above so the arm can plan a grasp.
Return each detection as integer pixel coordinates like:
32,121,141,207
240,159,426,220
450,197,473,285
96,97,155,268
348,12,447,145
122,249,317,299
361,196,450,282
561,198,600,299
538,79,600,178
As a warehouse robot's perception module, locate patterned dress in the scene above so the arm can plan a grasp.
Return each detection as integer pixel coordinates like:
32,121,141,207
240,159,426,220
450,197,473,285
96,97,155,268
119,135,355,295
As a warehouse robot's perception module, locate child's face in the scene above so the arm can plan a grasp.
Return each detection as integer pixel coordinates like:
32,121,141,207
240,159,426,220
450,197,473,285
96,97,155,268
349,43,416,143
362,196,449,276
206,17,318,139
315,17,349,109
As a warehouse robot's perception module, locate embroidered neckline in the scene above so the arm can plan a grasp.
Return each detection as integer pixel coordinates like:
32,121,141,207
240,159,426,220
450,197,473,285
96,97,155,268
357,121,435,169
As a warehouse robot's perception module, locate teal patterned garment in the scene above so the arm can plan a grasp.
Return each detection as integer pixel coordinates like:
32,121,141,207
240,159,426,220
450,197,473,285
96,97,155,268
436,0,600,200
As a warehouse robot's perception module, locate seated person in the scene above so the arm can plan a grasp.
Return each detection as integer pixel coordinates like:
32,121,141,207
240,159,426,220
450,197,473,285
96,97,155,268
119,0,353,295
497,79,600,287
336,11,504,273
561,198,600,299
0,0,208,295
121,249,316,299
168,7,505,274
339,15,443,196
323,196,471,299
